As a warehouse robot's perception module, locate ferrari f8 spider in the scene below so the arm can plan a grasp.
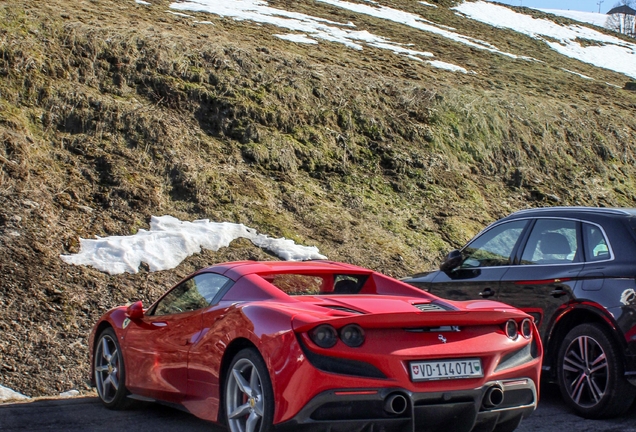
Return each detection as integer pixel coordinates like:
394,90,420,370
89,260,542,432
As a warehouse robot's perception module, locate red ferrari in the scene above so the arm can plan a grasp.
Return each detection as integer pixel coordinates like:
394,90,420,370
89,260,542,432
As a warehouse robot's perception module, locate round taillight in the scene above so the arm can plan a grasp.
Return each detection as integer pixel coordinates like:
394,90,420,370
521,318,532,339
309,324,338,348
340,324,365,347
505,319,518,339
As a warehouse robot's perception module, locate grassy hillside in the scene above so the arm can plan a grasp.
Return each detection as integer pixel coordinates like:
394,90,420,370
1,0,636,396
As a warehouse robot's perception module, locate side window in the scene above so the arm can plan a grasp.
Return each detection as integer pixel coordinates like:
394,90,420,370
583,223,610,262
520,219,579,265
461,220,528,268
153,273,230,316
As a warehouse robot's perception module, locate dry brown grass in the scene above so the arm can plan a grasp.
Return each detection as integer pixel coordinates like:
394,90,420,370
1,0,636,396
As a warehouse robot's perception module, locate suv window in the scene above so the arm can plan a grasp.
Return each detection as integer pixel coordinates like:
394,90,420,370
520,219,579,265
153,273,230,316
583,223,610,262
461,220,528,268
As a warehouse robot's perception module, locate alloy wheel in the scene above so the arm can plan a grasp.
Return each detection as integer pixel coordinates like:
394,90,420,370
95,334,121,404
226,358,265,432
561,334,609,408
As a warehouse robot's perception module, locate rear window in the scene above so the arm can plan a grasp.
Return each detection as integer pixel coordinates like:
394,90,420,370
583,223,610,262
260,273,368,296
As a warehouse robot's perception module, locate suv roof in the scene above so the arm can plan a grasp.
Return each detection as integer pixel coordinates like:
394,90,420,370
507,206,636,218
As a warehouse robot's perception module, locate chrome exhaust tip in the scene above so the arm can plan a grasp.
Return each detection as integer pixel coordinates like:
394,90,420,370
482,385,504,409
384,393,408,415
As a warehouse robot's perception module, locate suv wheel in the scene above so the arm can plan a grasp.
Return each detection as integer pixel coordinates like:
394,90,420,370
557,323,636,418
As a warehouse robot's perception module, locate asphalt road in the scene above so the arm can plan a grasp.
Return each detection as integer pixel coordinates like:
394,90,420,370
1,384,636,432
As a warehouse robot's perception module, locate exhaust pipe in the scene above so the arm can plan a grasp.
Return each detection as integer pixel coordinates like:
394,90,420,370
482,385,504,409
384,393,408,415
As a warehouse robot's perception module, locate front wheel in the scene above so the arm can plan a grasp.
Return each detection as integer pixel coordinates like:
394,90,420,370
94,328,133,409
557,323,636,418
224,348,274,432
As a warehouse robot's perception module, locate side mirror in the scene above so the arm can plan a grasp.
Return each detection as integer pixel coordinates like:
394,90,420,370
439,249,462,272
126,301,144,320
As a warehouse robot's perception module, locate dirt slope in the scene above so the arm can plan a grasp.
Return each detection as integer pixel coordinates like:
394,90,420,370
1,0,636,396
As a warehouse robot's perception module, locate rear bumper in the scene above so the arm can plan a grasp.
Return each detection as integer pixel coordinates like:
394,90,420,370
275,378,537,432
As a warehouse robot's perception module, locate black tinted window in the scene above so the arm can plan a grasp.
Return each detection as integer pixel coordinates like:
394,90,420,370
461,220,528,268
153,273,230,316
520,219,579,265
583,223,610,262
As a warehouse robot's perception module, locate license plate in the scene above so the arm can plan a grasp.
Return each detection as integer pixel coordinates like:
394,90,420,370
409,358,483,381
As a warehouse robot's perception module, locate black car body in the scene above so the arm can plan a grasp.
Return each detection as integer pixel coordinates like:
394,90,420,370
403,207,636,419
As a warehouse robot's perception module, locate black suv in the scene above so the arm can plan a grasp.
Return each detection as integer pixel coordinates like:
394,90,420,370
403,207,636,419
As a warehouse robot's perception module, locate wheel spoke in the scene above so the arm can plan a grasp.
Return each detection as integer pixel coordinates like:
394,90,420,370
110,372,119,391
228,402,252,420
579,337,589,368
232,368,252,396
588,376,603,402
95,365,109,373
563,355,585,372
246,411,261,432
254,397,264,417
589,352,607,374
103,375,112,395
102,338,112,361
570,373,586,404
249,367,261,398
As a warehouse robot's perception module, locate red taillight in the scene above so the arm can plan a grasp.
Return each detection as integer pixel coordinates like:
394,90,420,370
309,324,338,348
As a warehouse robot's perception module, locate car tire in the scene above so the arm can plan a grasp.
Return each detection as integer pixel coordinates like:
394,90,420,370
94,328,134,409
556,323,636,419
224,347,274,432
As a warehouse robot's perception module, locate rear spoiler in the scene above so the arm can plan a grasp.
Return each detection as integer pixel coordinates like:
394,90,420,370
291,309,530,333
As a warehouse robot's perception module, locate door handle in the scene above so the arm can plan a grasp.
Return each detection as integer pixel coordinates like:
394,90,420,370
479,288,495,298
550,289,567,298
151,322,168,327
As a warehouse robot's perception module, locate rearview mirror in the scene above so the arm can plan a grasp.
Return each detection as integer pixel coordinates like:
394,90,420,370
439,249,462,272
126,301,144,320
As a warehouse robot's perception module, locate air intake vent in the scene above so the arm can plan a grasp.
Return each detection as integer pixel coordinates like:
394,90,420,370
413,303,448,312
323,305,364,314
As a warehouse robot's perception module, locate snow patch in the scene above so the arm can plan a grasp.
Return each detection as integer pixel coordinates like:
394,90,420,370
168,0,468,72
0,385,29,402
167,11,194,18
60,216,327,275
537,9,609,28
562,69,593,80
275,33,319,44
453,1,636,80
59,390,80,398
427,60,469,73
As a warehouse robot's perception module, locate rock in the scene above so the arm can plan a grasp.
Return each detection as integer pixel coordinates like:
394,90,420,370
21,200,39,208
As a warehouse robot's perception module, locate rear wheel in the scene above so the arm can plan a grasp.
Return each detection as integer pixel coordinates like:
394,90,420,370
557,323,636,418
224,348,274,432
94,328,133,409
